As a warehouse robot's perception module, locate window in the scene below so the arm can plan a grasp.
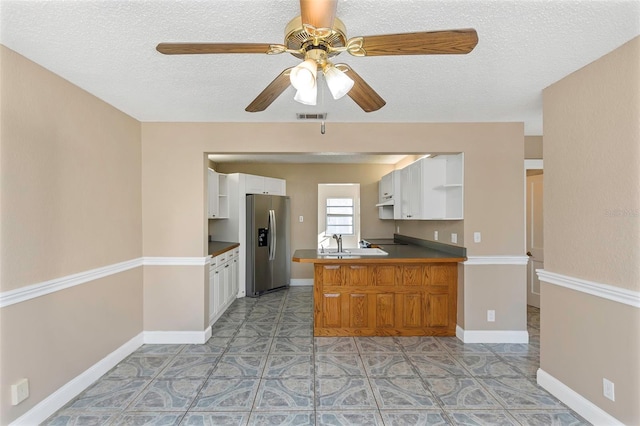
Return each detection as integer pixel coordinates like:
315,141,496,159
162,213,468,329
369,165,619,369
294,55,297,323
326,198,354,235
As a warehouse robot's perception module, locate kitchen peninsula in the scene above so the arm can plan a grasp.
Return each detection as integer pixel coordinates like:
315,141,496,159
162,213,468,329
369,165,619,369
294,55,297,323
293,235,466,337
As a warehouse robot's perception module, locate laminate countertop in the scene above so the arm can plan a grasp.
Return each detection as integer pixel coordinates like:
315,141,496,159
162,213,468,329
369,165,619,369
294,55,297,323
208,241,240,258
292,234,466,264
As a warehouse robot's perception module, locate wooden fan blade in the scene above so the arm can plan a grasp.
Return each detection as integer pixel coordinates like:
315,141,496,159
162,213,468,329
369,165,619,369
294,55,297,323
335,64,386,113
355,29,478,56
245,68,293,112
156,43,274,55
299,0,337,35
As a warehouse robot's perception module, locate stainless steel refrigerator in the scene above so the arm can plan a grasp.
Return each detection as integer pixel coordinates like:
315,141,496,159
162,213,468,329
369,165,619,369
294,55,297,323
246,194,291,297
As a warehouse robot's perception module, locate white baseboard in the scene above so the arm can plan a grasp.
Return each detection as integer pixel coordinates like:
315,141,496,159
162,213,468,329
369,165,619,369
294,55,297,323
10,333,144,426
290,279,313,287
143,327,211,345
537,369,623,426
456,325,529,343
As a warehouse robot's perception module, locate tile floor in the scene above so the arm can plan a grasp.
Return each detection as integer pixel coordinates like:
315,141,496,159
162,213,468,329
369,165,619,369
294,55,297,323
45,287,590,425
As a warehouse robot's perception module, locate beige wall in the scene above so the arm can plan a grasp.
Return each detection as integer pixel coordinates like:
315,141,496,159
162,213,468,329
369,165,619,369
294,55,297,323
212,163,396,279
144,265,207,331
524,136,543,159
142,122,526,334
541,284,640,424
541,36,640,423
544,37,639,290
0,46,143,423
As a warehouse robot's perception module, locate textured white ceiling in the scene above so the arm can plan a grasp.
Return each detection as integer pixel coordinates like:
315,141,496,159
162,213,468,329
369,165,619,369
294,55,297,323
1,0,639,136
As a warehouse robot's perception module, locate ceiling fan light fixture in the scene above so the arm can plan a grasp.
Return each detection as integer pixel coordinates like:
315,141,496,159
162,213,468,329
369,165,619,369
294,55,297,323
290,58,318,91
323,63,354,100
300,0,337,37
294,86,317,106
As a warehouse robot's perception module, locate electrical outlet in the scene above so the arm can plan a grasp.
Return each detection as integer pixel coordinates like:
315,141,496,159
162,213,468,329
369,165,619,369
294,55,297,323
299,215,304,223
451,233,457,244
487,310,495,322
434,231,439,241
11,378,29,405
396,226,400,233
474,232,481,243
603,378,615,401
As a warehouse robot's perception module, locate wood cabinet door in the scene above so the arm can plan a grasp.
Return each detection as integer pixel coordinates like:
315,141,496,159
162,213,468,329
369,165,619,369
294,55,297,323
320,292,343,328
397,293,423,328
319,265,342,286
425,292,451,328
348,293,369,328
373,265,400,286
375,293,395,328
424,264,457,331
344,265,369,287
402,265,424,286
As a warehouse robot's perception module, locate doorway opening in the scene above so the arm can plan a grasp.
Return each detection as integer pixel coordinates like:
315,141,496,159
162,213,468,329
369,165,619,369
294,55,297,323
525,160,544,308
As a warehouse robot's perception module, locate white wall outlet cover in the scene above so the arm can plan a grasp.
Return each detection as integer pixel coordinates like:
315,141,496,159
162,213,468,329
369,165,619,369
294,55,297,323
603,378,615,401
474,232,481,243
299,215,304,222
487,310,496,322
11,378,29,405
434,231,439,240
451,233,457,244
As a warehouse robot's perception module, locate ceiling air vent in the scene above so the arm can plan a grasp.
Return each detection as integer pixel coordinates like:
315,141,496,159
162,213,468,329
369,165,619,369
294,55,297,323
296,113,327,120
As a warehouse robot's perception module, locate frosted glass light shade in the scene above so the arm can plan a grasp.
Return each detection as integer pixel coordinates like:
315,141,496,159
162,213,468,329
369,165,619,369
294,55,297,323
300,0,337,36
290,59,318,91
294,86,317,105
323,65,354,100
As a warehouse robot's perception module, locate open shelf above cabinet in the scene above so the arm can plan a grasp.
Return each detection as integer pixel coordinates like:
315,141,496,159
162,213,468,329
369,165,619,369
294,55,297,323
208,169,229,219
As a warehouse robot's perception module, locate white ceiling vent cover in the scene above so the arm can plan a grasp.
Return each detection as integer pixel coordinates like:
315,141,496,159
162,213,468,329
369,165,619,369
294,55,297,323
296,113,327,120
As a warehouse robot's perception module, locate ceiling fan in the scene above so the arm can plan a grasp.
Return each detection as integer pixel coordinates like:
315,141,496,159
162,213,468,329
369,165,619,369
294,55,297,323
156,0,478,113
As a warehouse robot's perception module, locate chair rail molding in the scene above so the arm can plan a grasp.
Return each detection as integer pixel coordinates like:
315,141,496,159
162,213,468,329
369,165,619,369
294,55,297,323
0,257,211,308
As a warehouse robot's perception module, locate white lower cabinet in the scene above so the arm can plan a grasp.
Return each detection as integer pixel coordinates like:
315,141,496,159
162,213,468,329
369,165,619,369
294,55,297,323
209,248,240,325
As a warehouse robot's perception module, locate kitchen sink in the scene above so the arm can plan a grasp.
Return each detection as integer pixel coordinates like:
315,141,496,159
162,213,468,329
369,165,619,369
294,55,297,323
317,248,388,257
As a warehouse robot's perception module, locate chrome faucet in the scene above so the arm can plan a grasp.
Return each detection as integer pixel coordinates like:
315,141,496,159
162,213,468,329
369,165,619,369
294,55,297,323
332,234,343,252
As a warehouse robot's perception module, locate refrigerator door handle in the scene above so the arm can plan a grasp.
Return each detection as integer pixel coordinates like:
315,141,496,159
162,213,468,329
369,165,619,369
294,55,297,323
269,209,277,261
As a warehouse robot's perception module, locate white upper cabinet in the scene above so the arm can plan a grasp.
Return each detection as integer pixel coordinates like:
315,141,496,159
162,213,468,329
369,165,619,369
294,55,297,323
378,170,402,219
400,161,423,219
386,153,464,221
378,171,395,204
208,168,229,219
244,174,286,195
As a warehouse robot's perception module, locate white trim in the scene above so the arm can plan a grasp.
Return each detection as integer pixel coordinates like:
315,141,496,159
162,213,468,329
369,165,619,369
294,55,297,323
463,256,529,265
290,279,314,287
142,256,211,266
537,269,640,308
0,258,143,308
525,159,544,169
456,325,529,343
10,333,144,426
537,369,624,426
143,328,211,345
0,256,212,308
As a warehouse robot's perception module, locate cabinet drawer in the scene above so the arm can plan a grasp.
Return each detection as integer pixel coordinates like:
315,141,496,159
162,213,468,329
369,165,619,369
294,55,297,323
214,252,228,266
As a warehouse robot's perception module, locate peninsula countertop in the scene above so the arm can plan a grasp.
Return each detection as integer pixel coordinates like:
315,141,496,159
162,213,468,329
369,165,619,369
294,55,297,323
292,236,466,264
